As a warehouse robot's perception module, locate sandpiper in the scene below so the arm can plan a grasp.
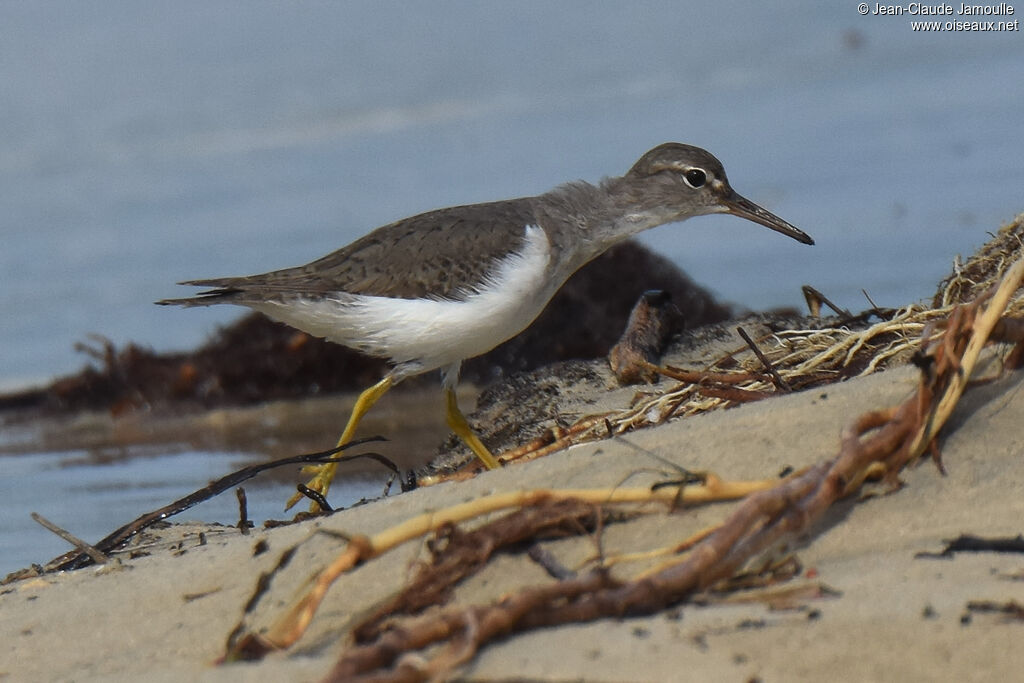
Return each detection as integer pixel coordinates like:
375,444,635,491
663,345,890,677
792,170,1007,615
159,143,813,510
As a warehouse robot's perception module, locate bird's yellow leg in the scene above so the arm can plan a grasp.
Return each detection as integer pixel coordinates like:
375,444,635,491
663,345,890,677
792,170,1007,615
444,387,500,470
286,375,395,511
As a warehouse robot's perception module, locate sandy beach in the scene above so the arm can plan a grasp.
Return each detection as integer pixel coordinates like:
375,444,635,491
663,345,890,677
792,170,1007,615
3,345,1024,681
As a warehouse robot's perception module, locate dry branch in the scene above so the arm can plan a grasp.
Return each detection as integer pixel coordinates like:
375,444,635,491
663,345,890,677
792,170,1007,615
224,477,774,660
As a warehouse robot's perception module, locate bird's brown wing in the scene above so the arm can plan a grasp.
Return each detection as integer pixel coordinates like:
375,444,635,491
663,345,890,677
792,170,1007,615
166,198,540,305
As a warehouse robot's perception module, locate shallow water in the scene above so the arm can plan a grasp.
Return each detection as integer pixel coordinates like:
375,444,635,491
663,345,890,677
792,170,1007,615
0,449,392,577
2,2,1023,576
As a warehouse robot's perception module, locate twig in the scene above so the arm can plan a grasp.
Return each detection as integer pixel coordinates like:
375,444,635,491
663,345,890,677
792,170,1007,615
236,488,250,535
44,437,389,572
31,513,108,565
802,285,852,318
650,363,774,386
737,326,790,392
528,543,577,580
296,484,333,512
908,257,1024,459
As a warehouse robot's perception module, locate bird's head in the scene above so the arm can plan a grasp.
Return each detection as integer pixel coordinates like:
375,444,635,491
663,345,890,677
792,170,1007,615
621,142,814,245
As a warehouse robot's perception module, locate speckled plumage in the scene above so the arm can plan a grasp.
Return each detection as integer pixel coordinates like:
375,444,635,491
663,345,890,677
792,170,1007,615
175,199,541,302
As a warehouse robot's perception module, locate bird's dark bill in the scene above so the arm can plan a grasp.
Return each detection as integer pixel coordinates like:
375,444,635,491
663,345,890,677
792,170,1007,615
723,193,814,245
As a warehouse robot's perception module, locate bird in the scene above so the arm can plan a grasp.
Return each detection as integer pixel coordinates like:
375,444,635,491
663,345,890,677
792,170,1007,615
158,142,813,510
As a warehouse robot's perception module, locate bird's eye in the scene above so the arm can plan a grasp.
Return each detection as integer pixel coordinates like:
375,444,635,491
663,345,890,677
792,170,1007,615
683,168,706,188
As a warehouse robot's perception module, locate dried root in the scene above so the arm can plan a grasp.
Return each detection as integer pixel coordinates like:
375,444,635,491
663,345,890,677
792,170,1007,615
224,476,774,661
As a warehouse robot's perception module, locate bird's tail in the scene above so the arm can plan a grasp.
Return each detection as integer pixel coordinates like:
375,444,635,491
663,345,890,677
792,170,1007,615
155,280,242,307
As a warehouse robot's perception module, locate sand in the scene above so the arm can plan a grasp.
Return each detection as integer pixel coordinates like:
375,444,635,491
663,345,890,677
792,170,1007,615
3,355,1024,682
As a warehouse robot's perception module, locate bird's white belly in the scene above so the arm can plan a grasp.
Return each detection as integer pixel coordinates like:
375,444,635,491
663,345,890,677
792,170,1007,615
252,226,558,374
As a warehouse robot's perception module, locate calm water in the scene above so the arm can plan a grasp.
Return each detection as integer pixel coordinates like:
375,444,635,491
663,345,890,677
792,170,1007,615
0,449,388,576
2,2,1023,575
